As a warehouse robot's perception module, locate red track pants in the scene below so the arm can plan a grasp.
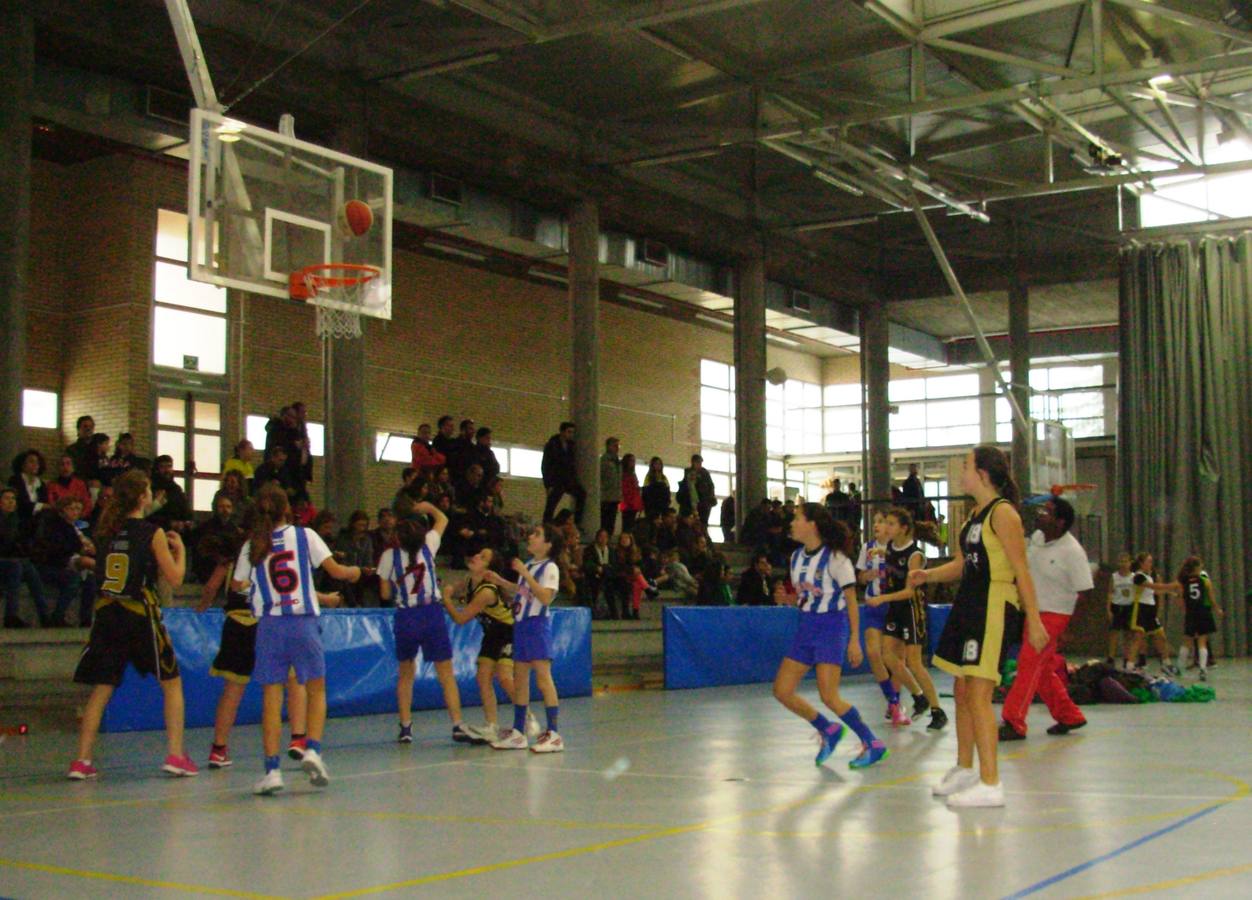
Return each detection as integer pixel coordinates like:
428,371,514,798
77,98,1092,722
1002,611,1086,736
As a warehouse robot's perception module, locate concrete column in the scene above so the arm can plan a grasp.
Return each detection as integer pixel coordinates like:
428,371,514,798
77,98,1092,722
734,249,767,529
862,299,892,512
0,5,33,465
568,198,600,534
1009,270,1031,495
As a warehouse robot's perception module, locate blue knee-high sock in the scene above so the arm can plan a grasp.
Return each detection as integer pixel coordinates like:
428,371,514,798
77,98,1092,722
306,738,321,754
839,706,876,745
513,704,527,734
878,679,899,704
810,713,837,734
265,754,281,773
546,706,559,732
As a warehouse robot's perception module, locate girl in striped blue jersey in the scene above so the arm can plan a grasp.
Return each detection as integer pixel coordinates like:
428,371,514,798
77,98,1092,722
232,485,361,796
773,503,888,770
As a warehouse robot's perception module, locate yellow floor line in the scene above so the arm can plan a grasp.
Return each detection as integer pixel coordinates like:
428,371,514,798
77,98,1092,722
0,857,290,900
1070,861,1252,898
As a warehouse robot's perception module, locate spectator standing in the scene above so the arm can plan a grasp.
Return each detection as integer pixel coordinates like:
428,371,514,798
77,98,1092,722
719,495,736,544
599,437,622,536
740,498,771,548
824,478,851,523
641,457,672,520
8,450,48,528
265,406,310,502
619,453,643,534
902,463,924,516
447,419,476,484
47,454,94,519
1,487,47,627
582,528,611,614
678,454,716,528
541,422,586,523
737,553,774,606
149,455,192,533
223,440,257,491
431,416,458,469
65,416,95,479
471,427,500,484
410,423,447,478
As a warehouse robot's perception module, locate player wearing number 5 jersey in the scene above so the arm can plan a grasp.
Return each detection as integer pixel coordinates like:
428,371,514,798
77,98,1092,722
378,502,479,746
233,485,361,796
69,470,196,781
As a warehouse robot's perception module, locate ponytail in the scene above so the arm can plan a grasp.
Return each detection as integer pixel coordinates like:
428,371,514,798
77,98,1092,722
249,484,290,565
1177,555,1202,582
972,445,1020,506
886,505,939,546
396,515,430,556
95,469,149,549
800,502,854,558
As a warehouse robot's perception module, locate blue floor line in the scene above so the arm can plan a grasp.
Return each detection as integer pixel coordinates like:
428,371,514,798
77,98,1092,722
1001,802,1226,900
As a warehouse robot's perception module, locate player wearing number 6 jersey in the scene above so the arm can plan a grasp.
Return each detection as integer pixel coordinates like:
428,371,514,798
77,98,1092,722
233,485,361,796
773,503,888,770
69,470,196,781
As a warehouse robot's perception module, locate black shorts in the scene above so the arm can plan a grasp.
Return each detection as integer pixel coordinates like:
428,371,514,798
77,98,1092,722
74,601,180,686
934,584,1021,682
883,596,926,647
210,611,258,683
1130,602,1162,634
1184,605,1217,638
478,624,514,665
1110,604,1134,631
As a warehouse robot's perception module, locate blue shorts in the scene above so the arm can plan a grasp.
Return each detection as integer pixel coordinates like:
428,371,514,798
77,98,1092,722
254,615,324,686
860,601,887,631
513,616,553,663
395,605,453,663
786,610,849,668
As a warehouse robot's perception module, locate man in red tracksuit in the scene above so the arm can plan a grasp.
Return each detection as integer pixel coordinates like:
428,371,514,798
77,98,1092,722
999,497,1094,740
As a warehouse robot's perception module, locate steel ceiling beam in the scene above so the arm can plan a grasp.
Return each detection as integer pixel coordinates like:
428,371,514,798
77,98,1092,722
1106,0,1252,47
920,0,1088,39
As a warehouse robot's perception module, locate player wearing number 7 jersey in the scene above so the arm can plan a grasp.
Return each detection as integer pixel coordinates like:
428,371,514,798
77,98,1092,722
233,485,361,796
69,470,196,781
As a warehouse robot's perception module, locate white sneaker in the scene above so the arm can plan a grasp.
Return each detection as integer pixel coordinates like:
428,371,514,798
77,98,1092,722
301,749,330,788
254,769,284,796
525,711,541,739
476,723,499,743
946,779,1005,808
530,730,565,753
490,728,528,750
460,723,493,745
932,765,980,797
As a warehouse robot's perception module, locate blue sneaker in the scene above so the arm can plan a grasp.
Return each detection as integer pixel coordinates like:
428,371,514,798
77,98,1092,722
849,740,889,769
814,724,846,767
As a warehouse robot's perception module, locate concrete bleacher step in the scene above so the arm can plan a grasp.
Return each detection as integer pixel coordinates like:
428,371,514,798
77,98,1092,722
0,628,90,680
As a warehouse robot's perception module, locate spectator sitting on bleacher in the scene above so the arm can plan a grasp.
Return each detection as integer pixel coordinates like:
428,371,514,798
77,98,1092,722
654,509,680,555
736,553,774,606
607,532,641,620
658,548,697,602
456,463,486,511
484,476,506,513
47,454,94,520
223,439,256,492
1,487,47,628
371,507,399,561
252,445,296,498
676,513,702,560
739,497,771,548
191,493,243,584
31,496,96,627
334,512,377,607
410,423,446,478
217,470,250,520
310,511,339,594
471,427,500,484
582,528,610,614
8,450,48,529
84,434,121,488
65,415,95,479
110,433,145,478
148,455,192,533
719,495,735,544
431,466,457,507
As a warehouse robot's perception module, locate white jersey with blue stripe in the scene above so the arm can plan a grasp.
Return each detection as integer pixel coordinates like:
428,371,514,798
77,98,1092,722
790,545,856,614
512,558,560,621
856,540,885,599
377,532,442,608
233,525,332,618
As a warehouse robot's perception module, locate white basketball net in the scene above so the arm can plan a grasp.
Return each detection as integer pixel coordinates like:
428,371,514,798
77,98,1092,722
302,265,380,340
316,306,362,340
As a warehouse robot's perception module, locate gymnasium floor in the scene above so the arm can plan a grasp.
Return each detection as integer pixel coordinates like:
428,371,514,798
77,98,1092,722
1,664,1249,900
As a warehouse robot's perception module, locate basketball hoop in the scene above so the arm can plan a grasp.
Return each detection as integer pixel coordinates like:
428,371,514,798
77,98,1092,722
290,263,381,340
1050,482,1098,517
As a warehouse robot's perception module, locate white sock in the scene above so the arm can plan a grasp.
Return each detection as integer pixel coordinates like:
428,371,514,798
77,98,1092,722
1178,646,1189,670
1199,647,1209,670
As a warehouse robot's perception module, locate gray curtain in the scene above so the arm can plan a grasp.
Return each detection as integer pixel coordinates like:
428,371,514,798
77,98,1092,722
1120,236,1251,657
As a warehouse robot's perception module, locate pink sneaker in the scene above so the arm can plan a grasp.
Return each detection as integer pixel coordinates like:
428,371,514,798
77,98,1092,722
889,702,912,727
207,746,232,768
162,753,199,777
67,759,98,780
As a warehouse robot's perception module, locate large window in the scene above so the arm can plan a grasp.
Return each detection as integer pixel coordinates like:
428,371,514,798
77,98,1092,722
154,210,228,375
21,389,58,429
888,373,981,449
1138,140,1252,228
996,364,1107,440
157,395,223,512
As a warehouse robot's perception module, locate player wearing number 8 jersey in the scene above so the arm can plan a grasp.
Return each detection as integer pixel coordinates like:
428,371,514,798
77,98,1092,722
69,470,196,780
233,485,361,796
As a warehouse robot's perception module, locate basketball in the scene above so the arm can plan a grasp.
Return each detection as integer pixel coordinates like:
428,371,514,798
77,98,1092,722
341,199,373,237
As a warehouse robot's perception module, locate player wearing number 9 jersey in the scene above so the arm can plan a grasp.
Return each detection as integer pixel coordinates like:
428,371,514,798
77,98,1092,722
233,485,361,796
70,470,197,781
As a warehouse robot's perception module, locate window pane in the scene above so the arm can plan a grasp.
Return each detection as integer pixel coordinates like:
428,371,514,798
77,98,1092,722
701,414,731,444
766,459,784,480
193,401,221,432
1067,418,1106,438
785,429,803,453
700,359,730,389
925,374,979,398
306,422,325,457
157,429,185,471
1059,391,1103,420
664,466,685,486
889,379,925,402
510,447,543,479
700,447,733,473
246,415,267,450
824,383,860,407
927,425,980,447
153,307,227,374
700,385,731,417
497,449,509,475
635,462,649,483
766,426,784,454
193,433,221,474
192,478,217,513
156,209,189,262
767,480,785,500
766,399,782,428
926,398,980,426
995,397,1013,423
766,382,783,403
21,389,57,429
1048,365,1103,390
154,261,227,313
996,422,1013,443
158,396,186,428
890,428,927,449
826,432,861,453
803,382,821,408
710,472,731,496
375,432,413,463
1029,368,1050,391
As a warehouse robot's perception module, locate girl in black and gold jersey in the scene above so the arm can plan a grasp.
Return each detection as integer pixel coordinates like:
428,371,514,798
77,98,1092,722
444,546,531,743
69,470,195,780
909,446,1047,808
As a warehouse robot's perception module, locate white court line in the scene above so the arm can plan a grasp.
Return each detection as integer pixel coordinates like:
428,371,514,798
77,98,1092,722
0,759,467,820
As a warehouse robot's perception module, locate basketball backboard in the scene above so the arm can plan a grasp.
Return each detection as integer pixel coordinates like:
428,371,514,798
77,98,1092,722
1029,418,1076,492
187,108,392,318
